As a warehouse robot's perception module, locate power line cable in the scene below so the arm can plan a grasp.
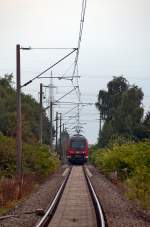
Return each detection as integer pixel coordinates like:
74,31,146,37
21,48,77,88
72,0,87,78
71,0,87,133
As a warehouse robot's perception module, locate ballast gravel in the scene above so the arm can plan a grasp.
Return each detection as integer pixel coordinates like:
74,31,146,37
87,165,150,227
0,166,68,227
1,164,150,227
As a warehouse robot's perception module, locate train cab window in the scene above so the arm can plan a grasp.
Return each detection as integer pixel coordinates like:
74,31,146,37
71,140,86,150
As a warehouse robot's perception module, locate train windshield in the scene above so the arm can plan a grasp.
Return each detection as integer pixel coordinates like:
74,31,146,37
70,140,86,150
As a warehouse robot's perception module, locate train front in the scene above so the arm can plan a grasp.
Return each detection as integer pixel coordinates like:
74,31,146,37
67,134,88,164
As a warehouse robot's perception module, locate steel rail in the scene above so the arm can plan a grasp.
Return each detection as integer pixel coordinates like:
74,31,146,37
35,168,71,227
83,166,106,227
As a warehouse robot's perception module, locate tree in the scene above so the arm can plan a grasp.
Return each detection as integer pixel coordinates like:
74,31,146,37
138,112,150,139
0,75,51,144
96,76,144,147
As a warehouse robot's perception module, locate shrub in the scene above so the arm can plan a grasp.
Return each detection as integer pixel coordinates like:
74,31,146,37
23,144,60,176
0,136,16,178
0,135,60,178
91,140,150,208
0,135,60,213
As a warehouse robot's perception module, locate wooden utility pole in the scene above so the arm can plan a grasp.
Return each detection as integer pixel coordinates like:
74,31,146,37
16,44,22,178
39,83,43,144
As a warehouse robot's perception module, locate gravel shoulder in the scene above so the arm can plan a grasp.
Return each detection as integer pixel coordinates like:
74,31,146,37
87,164,150,227
0,165,69,227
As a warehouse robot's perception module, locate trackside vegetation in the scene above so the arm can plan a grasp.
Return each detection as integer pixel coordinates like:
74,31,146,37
94,76,150,209
0,75,60,213
0,135,60,213
0,135,60,178
91,141,150,208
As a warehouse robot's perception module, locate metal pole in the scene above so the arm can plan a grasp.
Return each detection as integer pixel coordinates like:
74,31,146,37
39,83,43,144
49,72,54,150
55,112,58,151
50,100,53,149
62,123,65,163
59,113,62,154
100,110,102,135
16,44,22,178
99,98,102,136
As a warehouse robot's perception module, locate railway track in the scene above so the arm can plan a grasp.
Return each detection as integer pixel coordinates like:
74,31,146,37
35,165,106,227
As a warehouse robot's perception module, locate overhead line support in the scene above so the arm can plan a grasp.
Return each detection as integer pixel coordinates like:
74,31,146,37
39,83,43,144
16,44,22,180
44,87,78,111
55,112,58,151
21,48,78,88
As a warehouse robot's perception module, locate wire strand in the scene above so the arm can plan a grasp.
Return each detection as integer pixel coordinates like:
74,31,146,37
72,0,87,78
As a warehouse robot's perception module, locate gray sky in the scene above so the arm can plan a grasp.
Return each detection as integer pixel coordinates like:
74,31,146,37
0,0,150,144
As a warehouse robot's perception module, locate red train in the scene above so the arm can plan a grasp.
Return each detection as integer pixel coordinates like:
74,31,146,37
67,134,88,164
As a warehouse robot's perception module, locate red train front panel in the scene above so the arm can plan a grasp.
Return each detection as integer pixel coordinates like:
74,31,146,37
67,134,88,163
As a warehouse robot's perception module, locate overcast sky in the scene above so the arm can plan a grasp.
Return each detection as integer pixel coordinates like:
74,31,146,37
0,0,150,144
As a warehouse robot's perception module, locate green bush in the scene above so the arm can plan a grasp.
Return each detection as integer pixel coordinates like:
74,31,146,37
91,140,150,208
0,135,60,212
23,144,60,176
0,135,60,178
0,136,16,177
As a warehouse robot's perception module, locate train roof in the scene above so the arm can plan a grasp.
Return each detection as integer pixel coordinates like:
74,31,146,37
70,134,87,140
